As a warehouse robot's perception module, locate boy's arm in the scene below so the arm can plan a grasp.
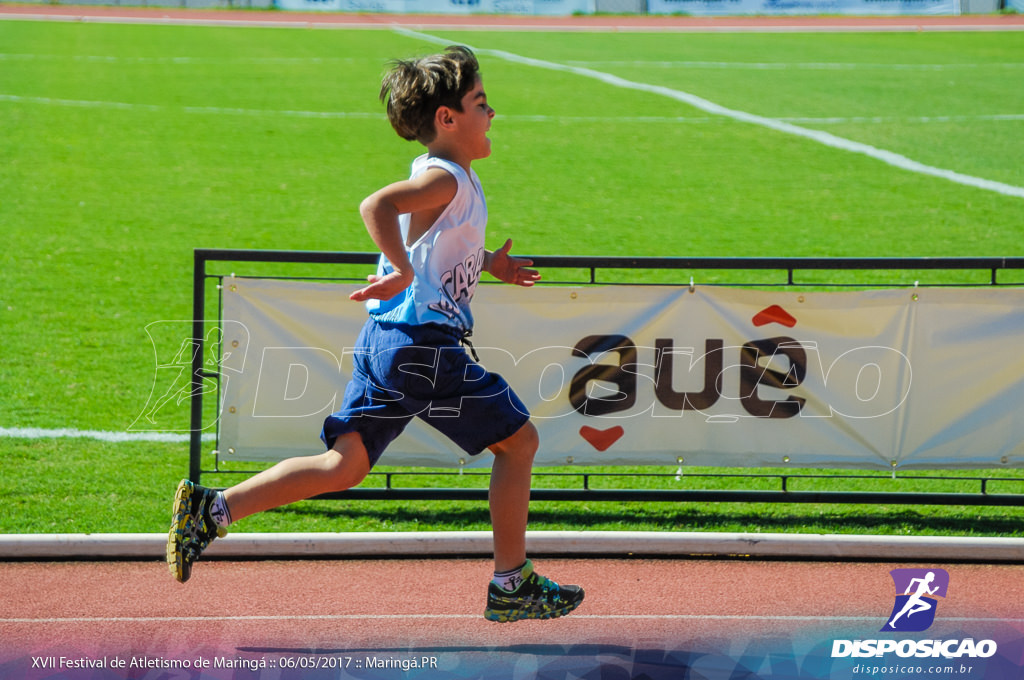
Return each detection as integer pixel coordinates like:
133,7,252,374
350,168,458,302
485,239,541,287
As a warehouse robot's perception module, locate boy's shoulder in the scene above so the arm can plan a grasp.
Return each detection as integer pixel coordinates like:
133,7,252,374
412,153,473,182
409,155,480,206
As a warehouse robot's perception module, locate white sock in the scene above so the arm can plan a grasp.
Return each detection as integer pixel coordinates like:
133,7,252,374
492,563,527,593
208,491,233,529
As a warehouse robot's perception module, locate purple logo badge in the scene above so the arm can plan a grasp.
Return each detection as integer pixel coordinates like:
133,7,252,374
881,568,950,632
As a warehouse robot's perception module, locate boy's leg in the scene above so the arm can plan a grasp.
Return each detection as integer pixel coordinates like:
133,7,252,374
487,421,538,573
168,432,370,583
484,421,584,622
224,432,370,522
380,324,584,621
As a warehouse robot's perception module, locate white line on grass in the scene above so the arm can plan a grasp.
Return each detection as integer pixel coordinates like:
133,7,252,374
5,53,1023,70
3,93,1022,126
394,28,1024,200
0,94,380,120
506,112,1024,124
567,60,1024,71
782,113,1024,124
0,427,212,443
0,53,369,65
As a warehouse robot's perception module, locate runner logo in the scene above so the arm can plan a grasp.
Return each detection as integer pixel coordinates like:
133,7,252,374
882,568,949,632
833,568,997,662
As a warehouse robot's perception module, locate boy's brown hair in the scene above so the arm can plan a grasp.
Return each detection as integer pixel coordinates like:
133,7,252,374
379,45,481,145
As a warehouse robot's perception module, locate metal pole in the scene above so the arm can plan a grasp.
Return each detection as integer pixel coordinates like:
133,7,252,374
188,250,206,483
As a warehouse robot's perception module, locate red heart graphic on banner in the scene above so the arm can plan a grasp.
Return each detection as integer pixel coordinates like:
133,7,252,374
579,425,625,452
752,304,797,328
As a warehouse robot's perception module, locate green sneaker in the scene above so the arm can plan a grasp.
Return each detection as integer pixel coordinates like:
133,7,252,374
484,560,584,622
167,479,226,583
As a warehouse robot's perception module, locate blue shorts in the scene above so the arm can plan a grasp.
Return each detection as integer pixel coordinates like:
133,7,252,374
320,318,530,468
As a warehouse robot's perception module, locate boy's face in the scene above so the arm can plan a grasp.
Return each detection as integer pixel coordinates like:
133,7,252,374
452,76,495,160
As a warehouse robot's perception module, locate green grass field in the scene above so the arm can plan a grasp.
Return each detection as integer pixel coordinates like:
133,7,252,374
2,18,1023,536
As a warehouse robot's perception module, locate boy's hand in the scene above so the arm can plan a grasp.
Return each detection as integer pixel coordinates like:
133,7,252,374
487,239,541,287
349,268,414,302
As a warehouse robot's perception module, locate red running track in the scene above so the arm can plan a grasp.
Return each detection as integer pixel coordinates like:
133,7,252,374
2,558,1023,678
2,5,1024,31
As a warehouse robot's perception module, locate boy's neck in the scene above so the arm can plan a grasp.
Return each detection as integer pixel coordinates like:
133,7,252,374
426,143,472,173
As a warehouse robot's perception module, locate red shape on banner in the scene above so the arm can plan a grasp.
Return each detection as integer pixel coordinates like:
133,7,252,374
752,304,797,328
579,425,625,452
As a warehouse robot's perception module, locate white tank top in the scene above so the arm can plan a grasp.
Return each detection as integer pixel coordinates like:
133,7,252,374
366,154,487,334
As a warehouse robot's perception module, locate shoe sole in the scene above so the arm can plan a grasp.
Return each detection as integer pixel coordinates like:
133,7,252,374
166,480,192,583
484,591,585,623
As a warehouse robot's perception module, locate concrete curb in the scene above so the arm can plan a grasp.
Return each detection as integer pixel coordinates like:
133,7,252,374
1,532,1023,562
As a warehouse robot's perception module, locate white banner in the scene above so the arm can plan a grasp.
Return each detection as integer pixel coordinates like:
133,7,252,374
274,0,956,13
647,0,958,14
217,278,1024,470
273,0,592,14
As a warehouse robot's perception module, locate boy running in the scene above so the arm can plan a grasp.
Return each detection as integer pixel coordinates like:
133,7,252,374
167,45,584,623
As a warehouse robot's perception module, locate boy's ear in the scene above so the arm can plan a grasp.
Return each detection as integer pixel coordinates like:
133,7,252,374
435,106,456,133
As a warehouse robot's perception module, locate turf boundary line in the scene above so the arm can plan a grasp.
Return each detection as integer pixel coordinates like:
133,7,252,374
0,426,213,443
5,92,1024,126
3,531,1023,562
397,27,1024,201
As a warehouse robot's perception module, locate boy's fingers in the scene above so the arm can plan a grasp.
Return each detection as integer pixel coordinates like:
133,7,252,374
349,271,411,302
518,268,540,286
348,275,380,301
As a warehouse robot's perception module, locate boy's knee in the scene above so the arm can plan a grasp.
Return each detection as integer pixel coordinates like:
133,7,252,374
517,421,539,456
324,454,369,490
326,434,371,490
491,420,539,460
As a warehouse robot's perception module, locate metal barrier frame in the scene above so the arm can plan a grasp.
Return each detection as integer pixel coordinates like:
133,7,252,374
189,249,1024,506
